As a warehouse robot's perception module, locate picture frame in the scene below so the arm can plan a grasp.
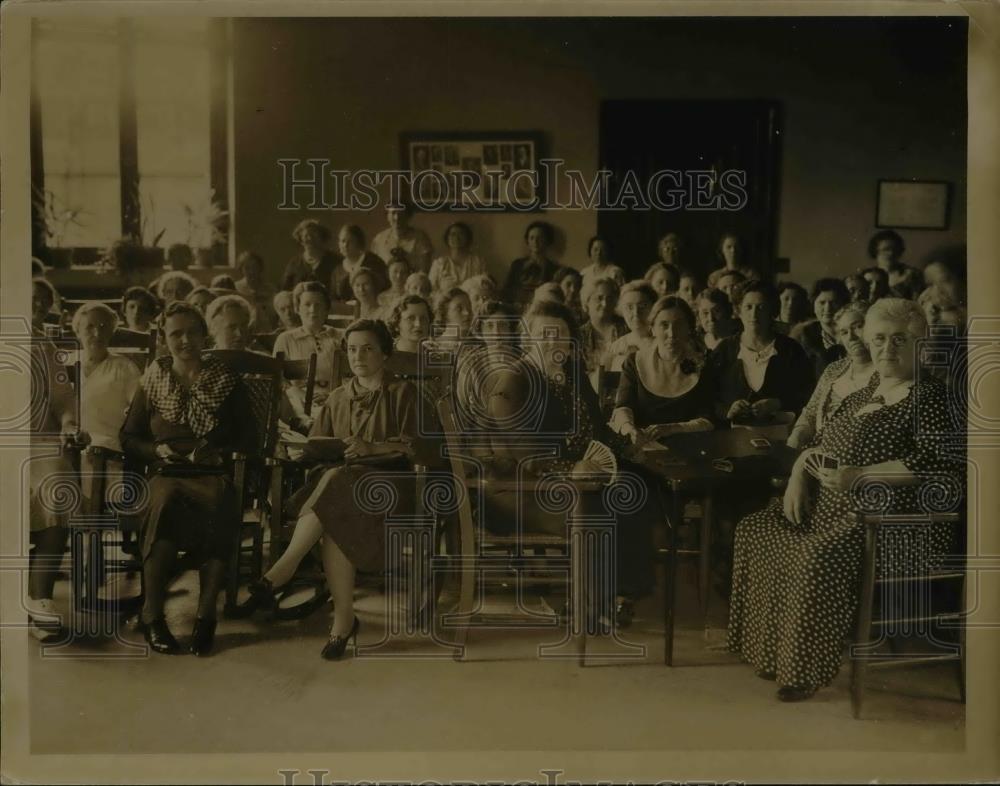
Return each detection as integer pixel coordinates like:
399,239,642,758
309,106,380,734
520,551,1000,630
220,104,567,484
400,130,546,212
875,179,951,230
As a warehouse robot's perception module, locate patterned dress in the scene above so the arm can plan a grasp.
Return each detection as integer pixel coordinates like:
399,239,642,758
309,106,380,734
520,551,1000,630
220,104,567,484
727,374,963,690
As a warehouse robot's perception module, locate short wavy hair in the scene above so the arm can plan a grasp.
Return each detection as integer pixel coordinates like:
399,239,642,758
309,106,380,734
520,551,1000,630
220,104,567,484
71,301,118,336
206,293,252,328
644,261,681,290
810,277,851,305
386,294,431,338
732,279,780,314
581,275,621,309
157,271,198,300
867,229,905,260
343,318,393,357
648,295,697,335
460,273,497,298
833,300,869,327
434,287,472,325
524,299,582,345
122,286,159,318
160,300,208,337
523,220,555,246
863,297,927,341
349,266,378,290
695,287,732,314
292,219,332,246
236,250,264,278
616,280,657,316
339,223,366,248
442,221,473,248
292,280,331,310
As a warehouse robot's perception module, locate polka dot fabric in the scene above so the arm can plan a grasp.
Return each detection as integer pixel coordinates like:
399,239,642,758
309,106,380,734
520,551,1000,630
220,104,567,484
727,374,964,691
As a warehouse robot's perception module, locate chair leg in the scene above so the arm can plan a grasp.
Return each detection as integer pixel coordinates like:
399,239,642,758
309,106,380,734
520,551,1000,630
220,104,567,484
663,484,680,666
698,494,713,635
851,522,878,719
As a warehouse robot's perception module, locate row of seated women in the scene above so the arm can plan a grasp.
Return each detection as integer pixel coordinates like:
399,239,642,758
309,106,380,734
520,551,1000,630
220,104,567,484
27,263,964,710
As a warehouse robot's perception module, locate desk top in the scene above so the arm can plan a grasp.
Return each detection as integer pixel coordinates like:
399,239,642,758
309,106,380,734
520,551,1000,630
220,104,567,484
638,429,799,488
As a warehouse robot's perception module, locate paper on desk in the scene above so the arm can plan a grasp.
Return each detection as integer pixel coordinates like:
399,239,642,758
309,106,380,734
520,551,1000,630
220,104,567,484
641,439,670,452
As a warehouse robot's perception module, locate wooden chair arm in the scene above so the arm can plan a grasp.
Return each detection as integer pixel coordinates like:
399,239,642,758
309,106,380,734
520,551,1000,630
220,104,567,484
860,511,962,528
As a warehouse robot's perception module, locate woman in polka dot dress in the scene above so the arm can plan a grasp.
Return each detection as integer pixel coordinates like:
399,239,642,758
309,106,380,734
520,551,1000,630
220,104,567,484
727,298,964,701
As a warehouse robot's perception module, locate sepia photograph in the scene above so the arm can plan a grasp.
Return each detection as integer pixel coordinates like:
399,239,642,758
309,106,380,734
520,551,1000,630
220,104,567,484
1,3,998,785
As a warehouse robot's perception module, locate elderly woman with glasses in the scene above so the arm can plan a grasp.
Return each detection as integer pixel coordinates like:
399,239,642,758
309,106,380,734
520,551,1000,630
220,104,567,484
727,298,963,702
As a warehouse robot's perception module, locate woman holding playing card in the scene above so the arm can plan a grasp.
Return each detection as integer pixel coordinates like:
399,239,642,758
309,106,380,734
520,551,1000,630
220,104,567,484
240,319,421,661
727,298,963,702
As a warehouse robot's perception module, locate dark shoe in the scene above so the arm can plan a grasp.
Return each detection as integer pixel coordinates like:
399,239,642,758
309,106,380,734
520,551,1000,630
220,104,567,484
615,597,635,629
777,685,816,702
143,618,182,654
234,577,279,617
189,617,217,656
321,617,360,661
755,668,777,681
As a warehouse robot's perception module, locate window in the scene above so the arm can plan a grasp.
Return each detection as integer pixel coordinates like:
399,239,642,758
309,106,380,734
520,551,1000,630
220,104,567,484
31,18,228,264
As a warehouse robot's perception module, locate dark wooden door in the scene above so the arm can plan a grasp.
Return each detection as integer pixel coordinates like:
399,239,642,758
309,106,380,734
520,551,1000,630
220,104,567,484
598,100,782,281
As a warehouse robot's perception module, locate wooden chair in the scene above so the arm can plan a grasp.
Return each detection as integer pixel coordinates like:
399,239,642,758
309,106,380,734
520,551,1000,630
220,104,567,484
109,328,158,370
851,510,965,718
205,349,286,614
436,390,634,664
595,364,621,421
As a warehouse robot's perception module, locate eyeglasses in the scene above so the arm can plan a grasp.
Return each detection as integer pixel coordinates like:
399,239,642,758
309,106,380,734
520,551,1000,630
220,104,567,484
869,333,910,348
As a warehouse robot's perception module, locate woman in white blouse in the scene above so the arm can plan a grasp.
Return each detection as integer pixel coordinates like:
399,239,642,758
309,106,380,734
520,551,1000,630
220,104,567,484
273,281,344,431
605,280,658,372
71,302,142,507
579,235,626,291
787,302,874,448
428,222,485,294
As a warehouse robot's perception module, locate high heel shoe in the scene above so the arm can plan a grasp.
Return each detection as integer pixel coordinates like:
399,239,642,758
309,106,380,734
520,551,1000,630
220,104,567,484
234,577,280,617
143,617,182,654
320,617,359,661
189,617,217,656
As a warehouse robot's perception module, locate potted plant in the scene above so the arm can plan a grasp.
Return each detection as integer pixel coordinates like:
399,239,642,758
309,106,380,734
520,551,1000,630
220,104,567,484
182,187,229,267
32,185,86,268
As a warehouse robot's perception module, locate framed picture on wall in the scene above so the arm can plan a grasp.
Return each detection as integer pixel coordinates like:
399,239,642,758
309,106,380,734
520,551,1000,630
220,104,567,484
875,179,951,230
400,131,546,212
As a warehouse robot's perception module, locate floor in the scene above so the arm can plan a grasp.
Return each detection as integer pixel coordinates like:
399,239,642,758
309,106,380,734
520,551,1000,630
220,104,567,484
26,560,965,756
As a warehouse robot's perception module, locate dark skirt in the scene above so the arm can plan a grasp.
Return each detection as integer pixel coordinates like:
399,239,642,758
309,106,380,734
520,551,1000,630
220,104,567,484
288,457,415,574
140,473,239,563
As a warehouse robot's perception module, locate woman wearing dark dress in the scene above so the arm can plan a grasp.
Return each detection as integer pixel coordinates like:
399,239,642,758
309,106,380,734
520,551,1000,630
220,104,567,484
790,278,850,378
705,280,815,425
120,302,257,656
280,219,342,292
243,320,421,660
502,221,559,307
330,224,389,302
727,298,963,701
611,296,713,442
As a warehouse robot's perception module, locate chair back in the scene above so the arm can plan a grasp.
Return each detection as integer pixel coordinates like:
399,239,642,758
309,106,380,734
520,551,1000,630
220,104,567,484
276,351,318,417
327,300,359,330
595,365,621,419
109,328,158,369
205,349,283,457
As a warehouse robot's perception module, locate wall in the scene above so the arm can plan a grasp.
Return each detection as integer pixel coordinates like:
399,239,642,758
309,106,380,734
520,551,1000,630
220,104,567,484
232,17,967,288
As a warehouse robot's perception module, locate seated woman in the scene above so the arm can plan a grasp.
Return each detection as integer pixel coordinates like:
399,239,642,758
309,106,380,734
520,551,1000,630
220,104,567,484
121,286,159,333
332,224,389,302
503,221,559,307
787,302,874,449
776,281,810,334
644,261,680,299
377,249,411,312
844,274,869,305
654,231,683,268
155,271,198,308
281,219,341,292
610,296,713,443
272,290,300,332
31,278,60,336
405,271,433,301
579,235,626,291
234,251,278,334
705,280,814,425
554,266,585,325
186,286,217,317
430,286,474,353
727,298,962,701
26,317,84,640
429,221,485,293
714,269,747,307
206,294,256,352
120,302,257,655
790,278,850,377
273,282,344,431
862,266,890,302
605,280,657,372
461,273,498,315
383,294,433,380
474,301,653,624
706,232,758,288
868,228,921,292
242,320,421,658
677,271,703,309
371,203,433,273
350,267,384,321
579,277,627,382
695,288,737,351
